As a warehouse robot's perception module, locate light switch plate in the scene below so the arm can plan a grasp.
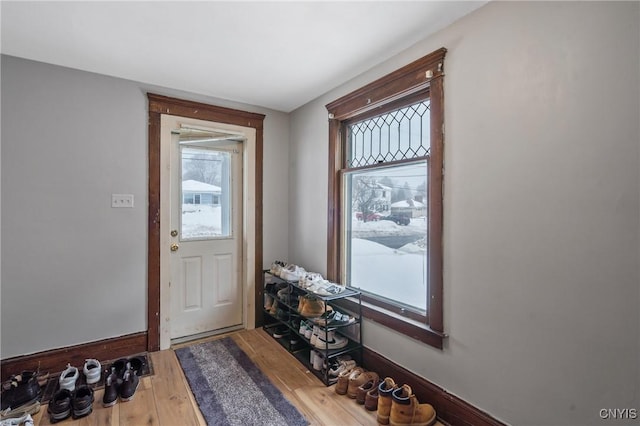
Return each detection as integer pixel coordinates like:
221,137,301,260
112,194,134,208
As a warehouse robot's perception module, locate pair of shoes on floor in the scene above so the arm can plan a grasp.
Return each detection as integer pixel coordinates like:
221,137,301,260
0,372,42,412
102,357,144,407
376,377,437,426
47,385,94,423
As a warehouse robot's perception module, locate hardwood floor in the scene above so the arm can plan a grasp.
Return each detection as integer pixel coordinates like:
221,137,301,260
26,328,443,425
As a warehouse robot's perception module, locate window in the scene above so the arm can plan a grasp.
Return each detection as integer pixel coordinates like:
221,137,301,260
180,146,232,240
326,48,446,348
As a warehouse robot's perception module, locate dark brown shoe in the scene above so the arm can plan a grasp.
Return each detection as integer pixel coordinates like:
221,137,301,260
356,378,379,404
365,386,379,411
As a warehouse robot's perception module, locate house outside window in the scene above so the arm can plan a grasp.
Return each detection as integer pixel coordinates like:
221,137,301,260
326,48,446,348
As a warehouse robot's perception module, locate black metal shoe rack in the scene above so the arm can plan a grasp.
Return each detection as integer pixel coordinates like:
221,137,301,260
262,270,363,386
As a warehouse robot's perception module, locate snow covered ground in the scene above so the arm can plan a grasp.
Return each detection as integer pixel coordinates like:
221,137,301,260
349,217,428,311
181,204,222,239
351,215,426,237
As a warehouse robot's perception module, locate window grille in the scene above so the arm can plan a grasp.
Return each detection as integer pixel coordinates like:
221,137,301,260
347,100,430,168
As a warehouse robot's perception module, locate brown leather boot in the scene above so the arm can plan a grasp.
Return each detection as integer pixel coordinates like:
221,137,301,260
389,384,436,426
347,370,378,399
376,377,397,424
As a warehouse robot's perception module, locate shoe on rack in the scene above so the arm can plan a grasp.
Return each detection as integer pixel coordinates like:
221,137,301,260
47,389,72,423
83,359,101,385
299,272,323,289
377,377,398,425
277,286,296,305
299,296,330,318
71,385,94,419
347,370,379,399
390,384,436,426
58,364,79,392
275,308,289,321
270,261,285,276
119,367,140,402
269,299,279,316
272,325,289,339
0,372,42,411
280,264,306,281
264,294,274,310
315,333,348,350
312,280,346,296
312,352,324,371
329,359,356,377
102,368,119,407
309,326,320,346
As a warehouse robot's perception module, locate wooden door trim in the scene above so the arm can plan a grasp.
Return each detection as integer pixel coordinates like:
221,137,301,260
147,94,265,351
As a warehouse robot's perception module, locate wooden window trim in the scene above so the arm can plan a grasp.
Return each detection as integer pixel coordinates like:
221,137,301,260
326,48,446,349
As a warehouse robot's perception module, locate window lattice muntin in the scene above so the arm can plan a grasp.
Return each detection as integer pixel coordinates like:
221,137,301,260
348,100,430,168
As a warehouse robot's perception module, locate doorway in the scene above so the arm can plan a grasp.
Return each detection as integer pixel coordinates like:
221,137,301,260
147,94,265,351
167,122,244,341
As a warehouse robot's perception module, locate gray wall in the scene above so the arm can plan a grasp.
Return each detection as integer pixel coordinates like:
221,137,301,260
289,2,640,425
1,55,290,358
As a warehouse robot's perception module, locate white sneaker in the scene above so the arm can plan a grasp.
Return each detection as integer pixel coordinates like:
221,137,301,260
310,326,320,346
59,364,79,391
281,265,306,281
315,334,349,350
83,359,101,384
300,273,323,289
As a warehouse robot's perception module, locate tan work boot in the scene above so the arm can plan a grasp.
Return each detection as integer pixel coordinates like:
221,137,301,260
376,377,398,425
389,384,436,426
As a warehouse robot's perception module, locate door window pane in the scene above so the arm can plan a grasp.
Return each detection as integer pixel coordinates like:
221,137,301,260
181,147,231,240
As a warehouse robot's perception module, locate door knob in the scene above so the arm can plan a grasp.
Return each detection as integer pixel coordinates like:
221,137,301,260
170,243,179,252
171,230,178,237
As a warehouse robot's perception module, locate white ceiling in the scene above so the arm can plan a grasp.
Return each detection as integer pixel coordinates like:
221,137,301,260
1,1,486,112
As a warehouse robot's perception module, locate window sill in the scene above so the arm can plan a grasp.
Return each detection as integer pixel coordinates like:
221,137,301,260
335,297,446,350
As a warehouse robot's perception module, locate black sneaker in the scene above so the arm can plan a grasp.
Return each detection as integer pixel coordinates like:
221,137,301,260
272,325,289,338
0,372,42,411
102,368,119,407
47,389,72,423
128,356,146,376
119,368,139,402
111,358,128,387
71,385,94,419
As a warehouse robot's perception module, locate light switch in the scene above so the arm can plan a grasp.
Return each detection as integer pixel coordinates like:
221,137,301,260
112,194,134,208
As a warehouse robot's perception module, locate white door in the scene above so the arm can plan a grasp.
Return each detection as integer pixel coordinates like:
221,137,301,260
169,125,243,339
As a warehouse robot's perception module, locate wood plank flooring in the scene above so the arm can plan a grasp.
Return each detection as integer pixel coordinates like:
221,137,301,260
26,328,443,425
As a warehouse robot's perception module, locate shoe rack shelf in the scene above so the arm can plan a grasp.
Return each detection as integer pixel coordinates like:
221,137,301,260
262,270,363,386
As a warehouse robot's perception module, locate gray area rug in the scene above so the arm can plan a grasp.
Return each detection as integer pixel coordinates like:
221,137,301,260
175,337,308,426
